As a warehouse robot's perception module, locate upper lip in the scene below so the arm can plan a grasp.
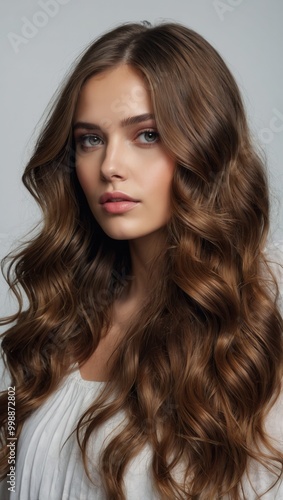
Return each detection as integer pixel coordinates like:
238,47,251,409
99,191,139,204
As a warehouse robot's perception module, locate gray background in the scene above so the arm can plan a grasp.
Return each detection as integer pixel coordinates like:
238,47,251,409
1,0,283,380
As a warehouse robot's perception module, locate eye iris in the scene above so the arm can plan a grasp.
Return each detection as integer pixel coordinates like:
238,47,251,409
145,131,157,142
89,135,99,145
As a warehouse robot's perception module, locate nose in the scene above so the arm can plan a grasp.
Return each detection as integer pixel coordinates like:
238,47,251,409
100,137,127,182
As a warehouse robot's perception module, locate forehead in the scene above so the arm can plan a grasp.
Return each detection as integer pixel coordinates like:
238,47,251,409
74,64,152,123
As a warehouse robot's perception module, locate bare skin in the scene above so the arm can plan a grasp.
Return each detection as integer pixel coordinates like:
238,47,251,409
79,292,144,381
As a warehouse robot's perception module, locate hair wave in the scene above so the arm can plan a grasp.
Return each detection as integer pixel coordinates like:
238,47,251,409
1,22,283,499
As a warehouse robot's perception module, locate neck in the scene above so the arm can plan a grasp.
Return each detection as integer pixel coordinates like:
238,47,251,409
124,228,167,301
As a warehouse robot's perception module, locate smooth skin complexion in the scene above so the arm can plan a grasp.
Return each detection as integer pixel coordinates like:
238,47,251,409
73,65,176,380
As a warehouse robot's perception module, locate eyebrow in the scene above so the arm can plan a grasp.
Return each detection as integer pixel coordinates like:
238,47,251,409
73,113,155,132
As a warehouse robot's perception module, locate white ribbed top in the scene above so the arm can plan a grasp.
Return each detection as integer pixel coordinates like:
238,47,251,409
3,368,157,500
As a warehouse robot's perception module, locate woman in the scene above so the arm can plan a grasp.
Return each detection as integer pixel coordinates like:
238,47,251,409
0,21,282,499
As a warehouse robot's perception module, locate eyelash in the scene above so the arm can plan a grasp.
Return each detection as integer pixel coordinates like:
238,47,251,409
76,129,160,150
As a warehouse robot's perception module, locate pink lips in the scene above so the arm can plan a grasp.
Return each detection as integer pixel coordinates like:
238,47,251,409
99,191,140,214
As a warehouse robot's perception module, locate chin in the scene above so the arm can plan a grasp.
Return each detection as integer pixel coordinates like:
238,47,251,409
95,219,144,241
98,226,135,241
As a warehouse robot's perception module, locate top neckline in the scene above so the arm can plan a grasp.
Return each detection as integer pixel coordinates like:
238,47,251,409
70,364,108,387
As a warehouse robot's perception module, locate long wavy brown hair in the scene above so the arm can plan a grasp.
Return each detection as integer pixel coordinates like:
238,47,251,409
1,22,283,499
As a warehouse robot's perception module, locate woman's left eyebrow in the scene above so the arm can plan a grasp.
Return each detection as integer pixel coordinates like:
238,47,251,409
73,113,155,131
120,113,155,127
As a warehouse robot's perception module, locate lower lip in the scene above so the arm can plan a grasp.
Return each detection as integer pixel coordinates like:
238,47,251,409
100,201,140,214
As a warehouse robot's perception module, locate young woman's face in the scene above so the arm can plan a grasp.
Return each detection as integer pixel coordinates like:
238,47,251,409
73,64,175,240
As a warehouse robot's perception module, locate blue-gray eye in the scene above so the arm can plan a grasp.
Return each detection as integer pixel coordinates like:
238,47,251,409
138,130,159,143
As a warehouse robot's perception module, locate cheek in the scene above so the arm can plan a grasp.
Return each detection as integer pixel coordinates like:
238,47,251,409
148,158,175,201
75,163,96,196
